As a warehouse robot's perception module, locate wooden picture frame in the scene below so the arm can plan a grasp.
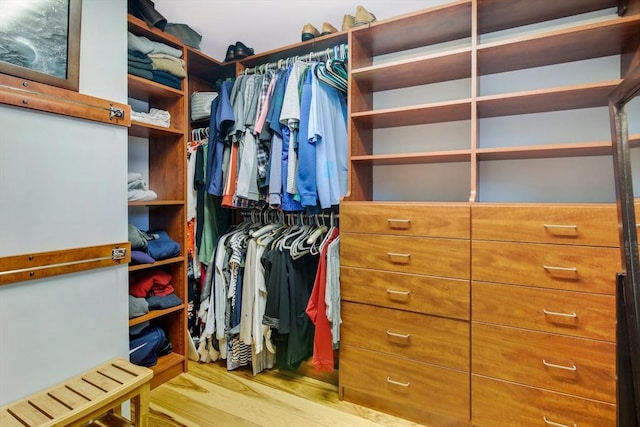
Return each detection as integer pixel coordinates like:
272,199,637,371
0,0,82,91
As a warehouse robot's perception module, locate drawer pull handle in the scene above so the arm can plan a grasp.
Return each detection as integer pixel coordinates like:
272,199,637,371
543,415,577,427
387,252,411,263
386,289,411,296
386,377,410,387
386,330,411,339
543,224,578,230
387,218,411,229
543,309,577,318
543,265,578,273
542,360,577,371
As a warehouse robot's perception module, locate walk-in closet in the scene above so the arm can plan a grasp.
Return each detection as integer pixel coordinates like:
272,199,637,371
1,1,639,426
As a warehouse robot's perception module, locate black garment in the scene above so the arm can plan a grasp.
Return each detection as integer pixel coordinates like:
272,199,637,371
262,244,283,330
194,145,206,248
262,240,319,371
187,266,201,338
284,251,319,369
128,0,167,30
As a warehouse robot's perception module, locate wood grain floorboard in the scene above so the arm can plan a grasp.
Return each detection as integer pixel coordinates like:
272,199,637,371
149,360,424,426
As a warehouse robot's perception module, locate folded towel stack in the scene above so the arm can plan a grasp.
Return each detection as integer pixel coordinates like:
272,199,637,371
128,172,158,201
131,107,171,128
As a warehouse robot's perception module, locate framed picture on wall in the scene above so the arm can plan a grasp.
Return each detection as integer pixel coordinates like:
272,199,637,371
0,0,82,91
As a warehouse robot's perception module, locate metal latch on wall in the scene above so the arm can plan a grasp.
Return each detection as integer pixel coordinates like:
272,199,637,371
112,247,128,260
109,105,125,120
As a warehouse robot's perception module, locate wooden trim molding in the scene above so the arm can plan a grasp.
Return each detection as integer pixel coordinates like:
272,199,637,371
0,242,131,286
0,74,131,127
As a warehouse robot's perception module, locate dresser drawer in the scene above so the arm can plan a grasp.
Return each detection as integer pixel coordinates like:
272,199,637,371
472,282,615,341
472,204,618,246
341,302,469,370
472,375,616,427
341,267,469,320
472,323,616,403
341,233,470,279
472,241,619,294
340,345,469,426
340,202,470,238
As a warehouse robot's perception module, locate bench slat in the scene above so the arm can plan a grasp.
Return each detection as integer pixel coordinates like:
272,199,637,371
29,394,71,419
97,365,135,385
110,359,149,378
87,412,135,427
7,401,52,426
82,371,122,393
0,410,28,427
48,386,90,410
65,378,107,401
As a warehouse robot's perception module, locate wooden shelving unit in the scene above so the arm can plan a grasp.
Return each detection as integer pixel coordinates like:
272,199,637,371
127,14,189,387
345,0,640,203
340,0,640,425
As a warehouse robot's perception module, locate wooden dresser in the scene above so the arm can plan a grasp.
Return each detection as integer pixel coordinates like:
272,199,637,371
339,202,471,426
470,204,619,427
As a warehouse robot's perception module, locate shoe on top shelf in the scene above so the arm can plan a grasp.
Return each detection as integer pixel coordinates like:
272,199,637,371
234,41,254,59
354,5,376,26
320,22,338,36
302,23,320,41
224,44,236,62
342,14,355,30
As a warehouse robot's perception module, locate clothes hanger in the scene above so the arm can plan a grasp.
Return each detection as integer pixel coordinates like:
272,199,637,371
318,212,339,253
306,214,328,245
279,213,308,251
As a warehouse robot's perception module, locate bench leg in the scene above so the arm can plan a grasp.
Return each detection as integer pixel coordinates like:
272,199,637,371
132,383,150,427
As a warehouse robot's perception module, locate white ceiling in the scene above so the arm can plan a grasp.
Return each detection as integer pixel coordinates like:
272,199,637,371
151,0,447,61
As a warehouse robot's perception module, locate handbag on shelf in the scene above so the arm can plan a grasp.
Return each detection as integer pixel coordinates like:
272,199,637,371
190,91,218,122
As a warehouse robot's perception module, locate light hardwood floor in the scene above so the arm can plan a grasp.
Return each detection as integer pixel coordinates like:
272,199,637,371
149,360,424,426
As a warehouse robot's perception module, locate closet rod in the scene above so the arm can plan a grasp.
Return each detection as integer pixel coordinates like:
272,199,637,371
243,44,348,75
0,242,131,286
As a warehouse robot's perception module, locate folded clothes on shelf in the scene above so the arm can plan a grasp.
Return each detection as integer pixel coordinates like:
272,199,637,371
130,269,174,298
129,295,149,318
128,31,182,58
131,108,171,128
128,172,158,201
146,293,183,310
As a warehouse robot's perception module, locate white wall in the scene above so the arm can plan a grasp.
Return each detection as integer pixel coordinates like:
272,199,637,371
151,0,438,60
0,0,129,404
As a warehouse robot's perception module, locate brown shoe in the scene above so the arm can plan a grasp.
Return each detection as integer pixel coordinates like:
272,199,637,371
302,23,320,41
320,22,338,36
354,5,376,26
342,14,355,31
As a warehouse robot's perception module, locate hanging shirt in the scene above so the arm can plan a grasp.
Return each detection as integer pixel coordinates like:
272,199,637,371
325,235,341,348
297,65,318,208
280,125,303,212
206,79,235,196
268,133,283,209
280,61,310,197
309,74,348,208
305,227,340,371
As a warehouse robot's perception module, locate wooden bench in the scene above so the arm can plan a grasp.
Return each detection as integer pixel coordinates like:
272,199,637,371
0,358,153,427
